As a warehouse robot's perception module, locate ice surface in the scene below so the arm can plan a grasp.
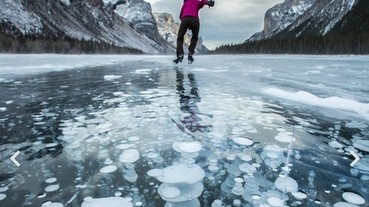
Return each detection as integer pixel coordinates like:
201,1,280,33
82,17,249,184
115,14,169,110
1,55,369,207
81,197,133,207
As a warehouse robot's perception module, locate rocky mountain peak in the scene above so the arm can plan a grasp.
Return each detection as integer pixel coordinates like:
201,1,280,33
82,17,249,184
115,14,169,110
248,0,316,41
0,0,173,53
153,12,209,54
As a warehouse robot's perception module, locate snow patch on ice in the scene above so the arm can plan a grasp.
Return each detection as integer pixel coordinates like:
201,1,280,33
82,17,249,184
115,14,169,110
263,88,369,119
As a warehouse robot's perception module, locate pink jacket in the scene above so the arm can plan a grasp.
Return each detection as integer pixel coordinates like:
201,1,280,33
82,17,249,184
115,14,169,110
179,0,209,20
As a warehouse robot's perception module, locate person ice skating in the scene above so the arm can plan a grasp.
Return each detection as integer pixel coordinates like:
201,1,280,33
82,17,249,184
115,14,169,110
173,0,215,64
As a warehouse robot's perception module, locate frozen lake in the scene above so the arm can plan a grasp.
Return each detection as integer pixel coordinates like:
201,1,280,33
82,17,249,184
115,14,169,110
0,54,368,207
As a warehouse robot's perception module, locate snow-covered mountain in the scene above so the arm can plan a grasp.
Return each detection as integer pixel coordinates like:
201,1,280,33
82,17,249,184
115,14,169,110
153,12,208,54
248,0,363,41
0,0,173,53
248,0,317,42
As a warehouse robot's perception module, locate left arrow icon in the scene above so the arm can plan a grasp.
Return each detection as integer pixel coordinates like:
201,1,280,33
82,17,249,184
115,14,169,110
10,150,21,167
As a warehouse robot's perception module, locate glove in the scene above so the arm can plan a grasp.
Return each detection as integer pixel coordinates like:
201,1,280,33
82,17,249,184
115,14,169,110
208,0,215,7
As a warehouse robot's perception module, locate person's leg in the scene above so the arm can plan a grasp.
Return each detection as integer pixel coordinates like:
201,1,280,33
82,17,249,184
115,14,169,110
176,19,189,57
188,18,200,55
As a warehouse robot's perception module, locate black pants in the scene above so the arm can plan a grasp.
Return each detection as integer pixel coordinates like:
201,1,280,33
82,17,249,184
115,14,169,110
176,16,200,55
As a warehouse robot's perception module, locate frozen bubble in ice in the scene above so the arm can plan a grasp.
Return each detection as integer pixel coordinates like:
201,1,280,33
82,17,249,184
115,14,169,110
104,75,122,81
45,184,60,192
41,202,64,207
81,197,133,207
100,165,118,174
0,193,6,201
38,193,47,198
232,137,253,146
0,107,7,112
157,163,205,184
233,199,241,206
135,201,143,206
113,92,125,96
147,152,159,159
46,143,58,148
231,127,245,135
329,140,344,149
104,158,114,165
147,169,163,177
234,177,243,183
333,202,360,207
266,152,280,159
239,163,256,174
274,176,298,193
116,144,132,150
240,155,252,162
252,194,261,200
292,192,307,200
211,199,223,207
128,136,140,142
177,141,202,153
353,139,369,152
267,196,284,207
345,121,368,128
275,132,295,143
45,177,57,184
353,157,369,172
161,187,181,199
119,149,140,163
342,192,365,205
0,186,9,192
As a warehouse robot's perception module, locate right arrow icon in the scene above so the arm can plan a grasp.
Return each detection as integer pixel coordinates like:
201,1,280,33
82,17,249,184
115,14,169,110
350,151,360,167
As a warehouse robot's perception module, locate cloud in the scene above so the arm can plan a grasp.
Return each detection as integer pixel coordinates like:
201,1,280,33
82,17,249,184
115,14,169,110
146,0,283,49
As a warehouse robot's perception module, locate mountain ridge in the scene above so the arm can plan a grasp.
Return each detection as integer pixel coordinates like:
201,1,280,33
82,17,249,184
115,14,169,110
0,0,173,54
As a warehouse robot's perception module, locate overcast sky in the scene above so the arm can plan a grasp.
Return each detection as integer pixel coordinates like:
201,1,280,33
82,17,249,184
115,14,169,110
146,0,283,49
